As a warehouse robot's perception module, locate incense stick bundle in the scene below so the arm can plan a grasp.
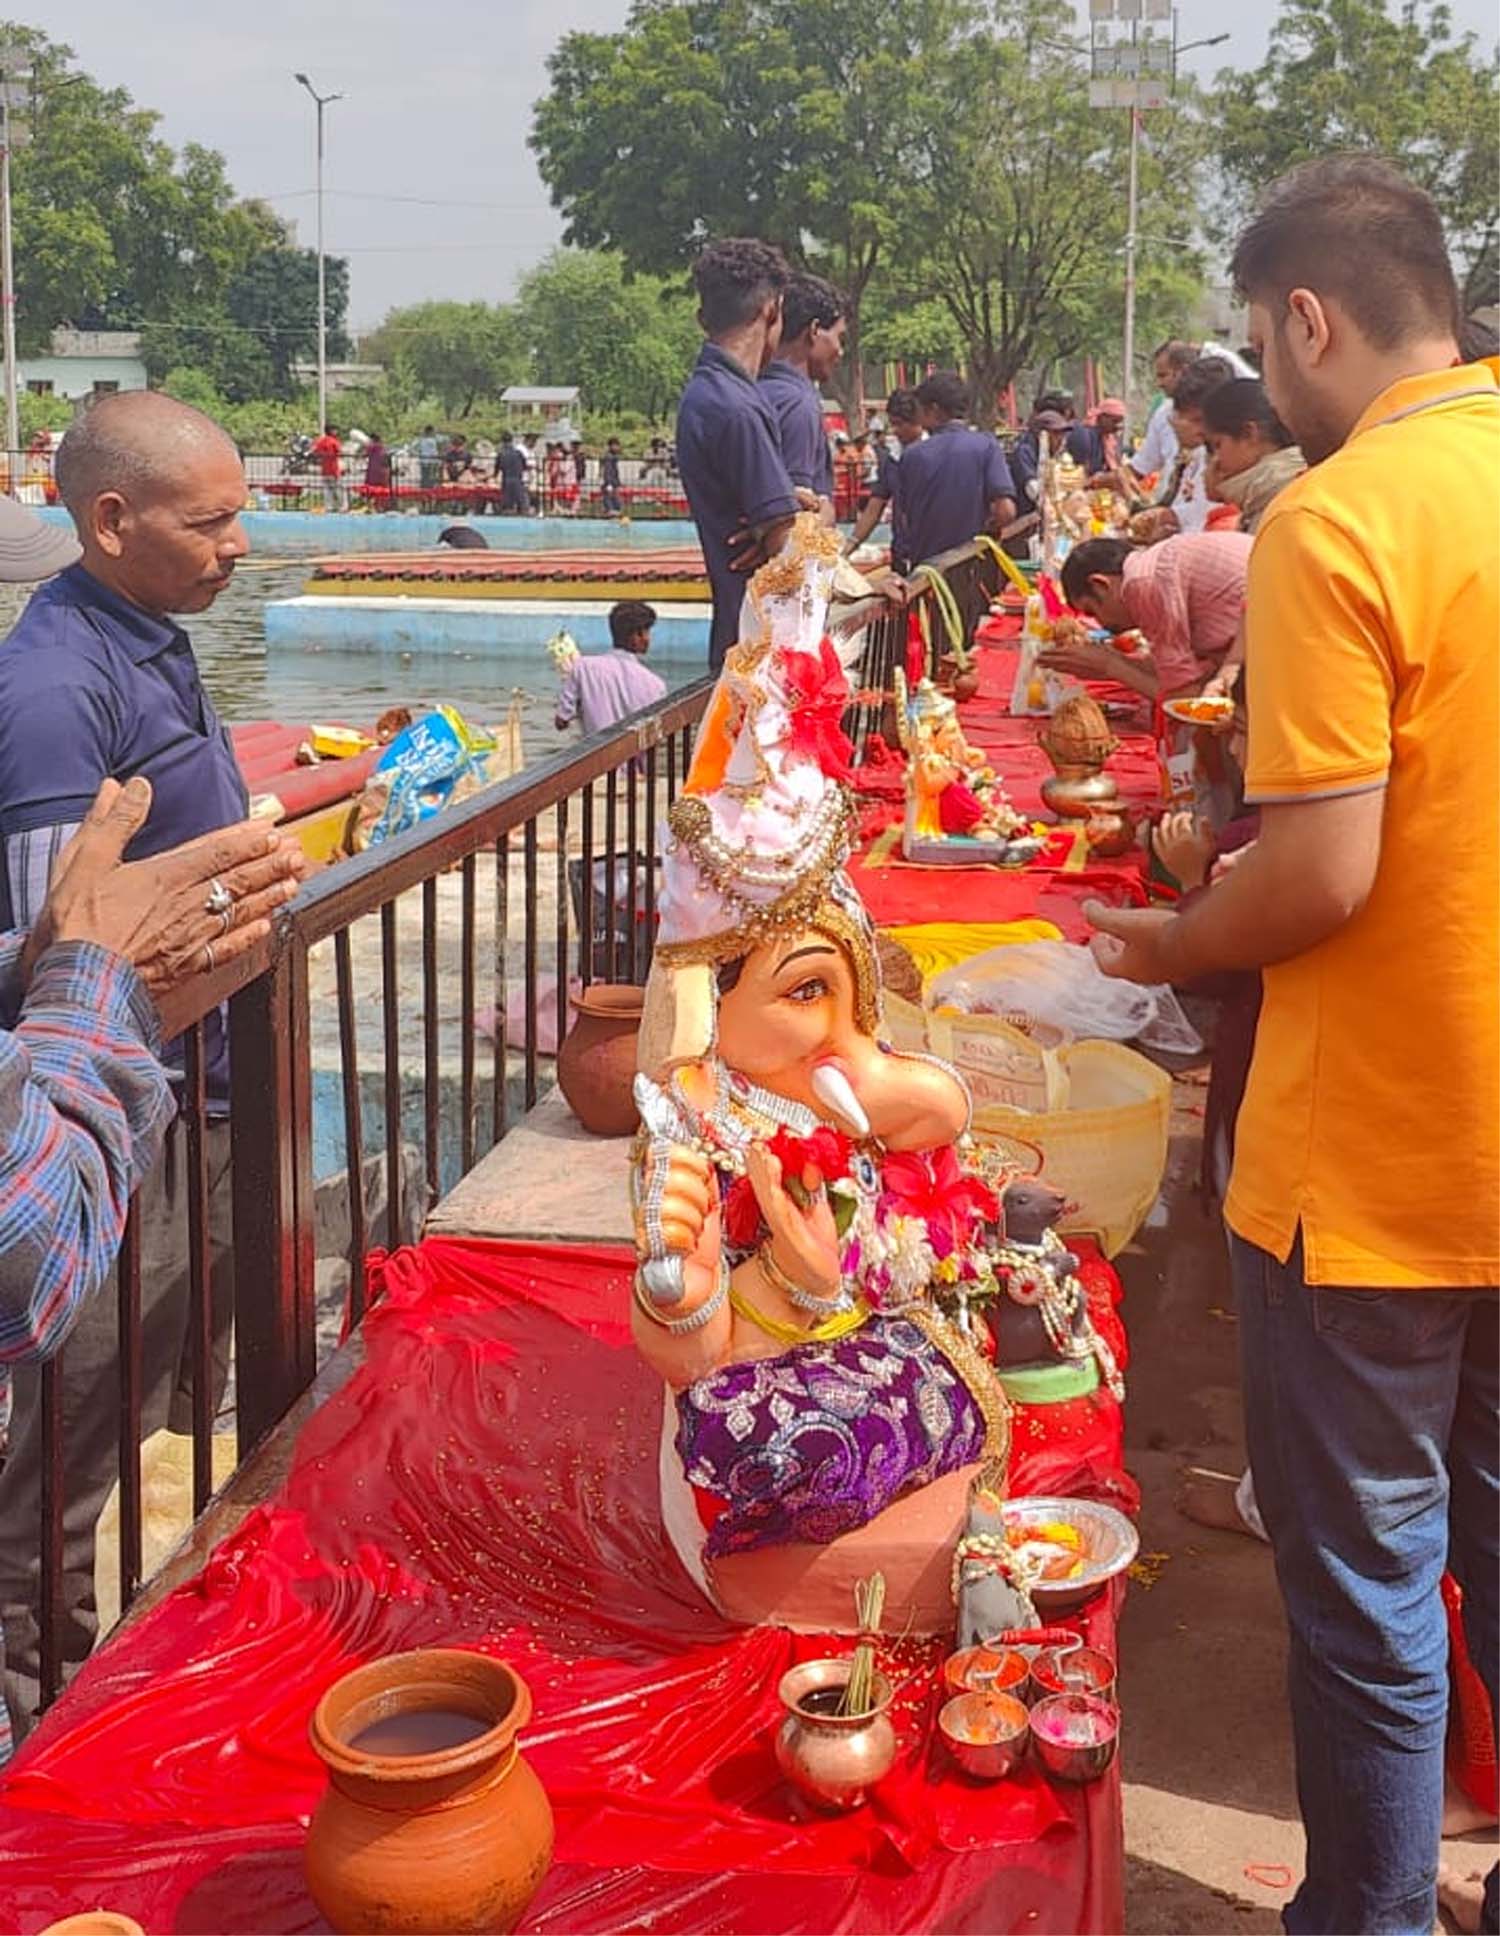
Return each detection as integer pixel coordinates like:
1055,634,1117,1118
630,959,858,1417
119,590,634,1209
838,1571,887,1717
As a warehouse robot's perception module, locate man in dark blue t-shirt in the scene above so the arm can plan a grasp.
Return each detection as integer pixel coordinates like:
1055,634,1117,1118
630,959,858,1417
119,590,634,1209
0,391,255,1737
890,371,1016,574
759,272,845,519
844,386,924,554
675,238,801,670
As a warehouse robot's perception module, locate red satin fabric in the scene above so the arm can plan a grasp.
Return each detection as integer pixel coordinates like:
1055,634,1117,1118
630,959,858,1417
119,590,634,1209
0,1237,1130,1934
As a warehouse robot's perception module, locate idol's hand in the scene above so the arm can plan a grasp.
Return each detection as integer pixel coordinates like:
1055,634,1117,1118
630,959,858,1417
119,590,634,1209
640,1144,716,1258
745,1142,842,1303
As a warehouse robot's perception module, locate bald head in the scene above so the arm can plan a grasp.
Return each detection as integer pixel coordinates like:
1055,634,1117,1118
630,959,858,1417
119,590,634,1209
57,391,249,617
56,391,240,518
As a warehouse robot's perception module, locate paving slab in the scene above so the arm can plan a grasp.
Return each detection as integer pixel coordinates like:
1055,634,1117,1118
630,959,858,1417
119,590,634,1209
425,1084,633,1245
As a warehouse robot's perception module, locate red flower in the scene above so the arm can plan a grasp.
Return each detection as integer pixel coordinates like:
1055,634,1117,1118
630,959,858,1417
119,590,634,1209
768,1125,853,1185
782,636,853,781
722,1175,764,1249
878,1147,998,1259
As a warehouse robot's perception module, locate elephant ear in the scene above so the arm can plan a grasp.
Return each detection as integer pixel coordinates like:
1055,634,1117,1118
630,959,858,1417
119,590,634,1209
638,960,717,1086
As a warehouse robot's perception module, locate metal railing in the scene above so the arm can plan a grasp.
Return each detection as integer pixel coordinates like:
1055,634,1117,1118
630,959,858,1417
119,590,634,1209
22,586,915,1720
1,451,693,520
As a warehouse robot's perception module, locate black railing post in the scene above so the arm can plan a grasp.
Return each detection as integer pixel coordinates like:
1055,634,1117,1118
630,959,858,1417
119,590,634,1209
229,939,317,1458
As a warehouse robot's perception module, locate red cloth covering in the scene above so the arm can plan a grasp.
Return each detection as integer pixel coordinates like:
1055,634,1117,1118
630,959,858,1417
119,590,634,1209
0,1238,1129,1934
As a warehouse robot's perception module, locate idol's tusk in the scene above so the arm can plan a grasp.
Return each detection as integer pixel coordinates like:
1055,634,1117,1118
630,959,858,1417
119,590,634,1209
810,1061,871,1138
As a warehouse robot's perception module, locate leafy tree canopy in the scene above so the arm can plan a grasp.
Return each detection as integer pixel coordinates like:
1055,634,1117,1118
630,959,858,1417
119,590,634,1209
1214,0,1500,310
5,22,349,385
361,302,525,418
513,250,698,418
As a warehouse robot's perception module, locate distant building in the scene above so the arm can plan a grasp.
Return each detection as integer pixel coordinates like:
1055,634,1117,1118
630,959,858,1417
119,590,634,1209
501,385,581,429
289,360,386,395
15,329,148,403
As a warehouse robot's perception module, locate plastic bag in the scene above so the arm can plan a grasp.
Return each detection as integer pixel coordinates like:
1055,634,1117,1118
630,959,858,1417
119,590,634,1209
928,939,1202,1056
354,705,496,849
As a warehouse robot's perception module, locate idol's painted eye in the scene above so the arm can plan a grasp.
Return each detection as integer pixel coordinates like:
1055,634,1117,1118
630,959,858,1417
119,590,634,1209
785,976,830,1005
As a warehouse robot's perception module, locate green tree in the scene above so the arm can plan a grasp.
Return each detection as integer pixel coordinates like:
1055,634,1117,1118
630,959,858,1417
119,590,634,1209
1214,0,1500,310
857,293,966,379
4,25,260,350
225,245,350,398
530,0,983,412
362,302,524,417
893,0,1208,423
513,250,698,418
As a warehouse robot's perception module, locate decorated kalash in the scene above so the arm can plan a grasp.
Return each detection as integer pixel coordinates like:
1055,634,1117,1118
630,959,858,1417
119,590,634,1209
626,516,1134,1802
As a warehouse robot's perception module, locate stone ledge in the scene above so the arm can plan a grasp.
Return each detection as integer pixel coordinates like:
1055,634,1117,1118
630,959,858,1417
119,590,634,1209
425,1085,634,1245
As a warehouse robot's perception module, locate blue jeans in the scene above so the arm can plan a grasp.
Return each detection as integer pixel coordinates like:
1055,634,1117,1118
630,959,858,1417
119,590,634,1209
1234,1235,1499,1935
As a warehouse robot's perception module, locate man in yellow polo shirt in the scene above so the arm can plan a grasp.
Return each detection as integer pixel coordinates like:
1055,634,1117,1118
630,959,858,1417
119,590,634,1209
1086,157,1498,1936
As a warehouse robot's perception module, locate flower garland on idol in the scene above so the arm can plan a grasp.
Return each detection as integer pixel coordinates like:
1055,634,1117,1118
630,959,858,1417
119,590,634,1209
721,1127,1004,1318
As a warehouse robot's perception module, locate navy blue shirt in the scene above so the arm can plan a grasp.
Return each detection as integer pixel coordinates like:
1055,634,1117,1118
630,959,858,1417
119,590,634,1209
0,565,250,1097
676,343,799,669
1009,425,1105,507
759,360,834,499
889,421,1016,573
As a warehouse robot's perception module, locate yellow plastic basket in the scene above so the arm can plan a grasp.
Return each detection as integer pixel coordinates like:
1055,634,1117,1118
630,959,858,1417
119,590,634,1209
968,1039,1171,1256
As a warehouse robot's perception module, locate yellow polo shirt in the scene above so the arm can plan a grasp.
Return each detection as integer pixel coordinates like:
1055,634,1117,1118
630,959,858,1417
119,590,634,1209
1226,359,1500,1287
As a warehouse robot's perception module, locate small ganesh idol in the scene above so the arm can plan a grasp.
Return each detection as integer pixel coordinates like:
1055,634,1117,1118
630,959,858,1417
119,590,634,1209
629,517,1014,1634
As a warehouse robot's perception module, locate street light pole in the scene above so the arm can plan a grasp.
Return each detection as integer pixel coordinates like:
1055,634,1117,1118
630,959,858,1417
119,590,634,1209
1,91,18,465
294,72,342,434
1122,106,1140,439
0,53,27,469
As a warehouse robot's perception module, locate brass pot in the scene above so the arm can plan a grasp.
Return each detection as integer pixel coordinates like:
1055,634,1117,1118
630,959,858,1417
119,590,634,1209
1040,770,1121,820
774,1659,896,1812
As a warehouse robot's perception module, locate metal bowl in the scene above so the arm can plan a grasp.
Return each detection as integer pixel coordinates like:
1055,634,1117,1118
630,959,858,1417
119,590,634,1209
942,1645,1032,1703
939,1691,1031,1780
1030,1692,1120,1783
994,1495,1139,1613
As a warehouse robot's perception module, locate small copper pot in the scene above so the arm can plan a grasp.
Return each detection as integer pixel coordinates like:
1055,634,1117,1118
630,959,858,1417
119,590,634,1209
774,1659,896,1812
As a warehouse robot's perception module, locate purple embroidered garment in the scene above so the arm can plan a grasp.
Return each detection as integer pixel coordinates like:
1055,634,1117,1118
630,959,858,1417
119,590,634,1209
675,1316,985,1558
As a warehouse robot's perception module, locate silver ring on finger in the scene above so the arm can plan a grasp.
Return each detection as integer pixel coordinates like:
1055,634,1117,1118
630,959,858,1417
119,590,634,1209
216,906,233,938
200,941,216,974
205,878,233,919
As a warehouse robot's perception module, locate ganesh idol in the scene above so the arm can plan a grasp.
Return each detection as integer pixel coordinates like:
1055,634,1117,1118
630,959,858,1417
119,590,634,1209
627,517,1023,1635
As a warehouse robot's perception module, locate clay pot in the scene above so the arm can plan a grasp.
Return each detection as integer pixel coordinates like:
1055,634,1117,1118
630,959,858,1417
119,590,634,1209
1040,770,1120,820
555,983,643,1136
306,1648,554,1935
774,1659,897,1812
950,665,981,703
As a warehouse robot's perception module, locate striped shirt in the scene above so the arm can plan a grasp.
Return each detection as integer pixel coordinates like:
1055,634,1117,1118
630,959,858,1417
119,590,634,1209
0,934,172,1761
1120,531,1254,696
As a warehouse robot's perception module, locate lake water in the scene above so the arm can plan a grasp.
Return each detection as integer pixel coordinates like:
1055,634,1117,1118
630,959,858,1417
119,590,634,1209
0,554,682,766
195,562,589,761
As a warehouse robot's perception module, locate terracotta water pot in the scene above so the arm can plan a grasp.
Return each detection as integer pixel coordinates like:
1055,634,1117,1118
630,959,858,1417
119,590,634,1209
951,665,981,703
556,983,644,1136
305,1648,554,1935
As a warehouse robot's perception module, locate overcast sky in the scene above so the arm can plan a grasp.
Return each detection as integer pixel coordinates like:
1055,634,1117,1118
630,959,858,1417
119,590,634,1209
43,0,1500,332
